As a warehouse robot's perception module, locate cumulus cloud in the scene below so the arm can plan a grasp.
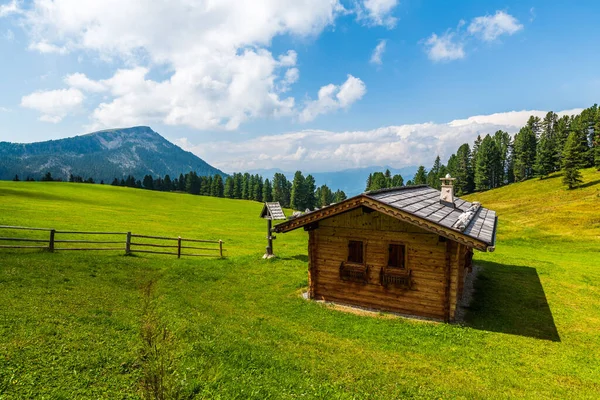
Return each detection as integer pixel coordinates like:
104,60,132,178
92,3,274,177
299,75,366,122
424,32,465,62
423,10,522,62
177,108,584,173
357,0,398,28
468,11,523,41
20,88,84,123
15,0,366,129
370,39,387,65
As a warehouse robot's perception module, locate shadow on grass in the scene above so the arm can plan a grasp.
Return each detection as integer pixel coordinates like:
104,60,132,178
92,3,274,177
279,254,309,262
578,179,600,189
464,261,560,342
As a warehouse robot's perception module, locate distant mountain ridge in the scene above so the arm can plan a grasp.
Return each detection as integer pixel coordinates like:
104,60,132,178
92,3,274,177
0,126,226,182
247,166,419,196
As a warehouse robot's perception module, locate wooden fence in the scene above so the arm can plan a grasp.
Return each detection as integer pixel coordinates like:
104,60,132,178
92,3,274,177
0,225,225,258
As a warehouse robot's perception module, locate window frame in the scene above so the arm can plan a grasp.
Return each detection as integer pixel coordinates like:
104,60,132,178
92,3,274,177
387,242,407,269
347,239,365,264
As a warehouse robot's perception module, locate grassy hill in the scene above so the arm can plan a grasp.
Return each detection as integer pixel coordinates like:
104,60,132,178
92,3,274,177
0,169,599,398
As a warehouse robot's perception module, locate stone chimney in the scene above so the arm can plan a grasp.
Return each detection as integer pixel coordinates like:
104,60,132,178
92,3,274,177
440,174,456,207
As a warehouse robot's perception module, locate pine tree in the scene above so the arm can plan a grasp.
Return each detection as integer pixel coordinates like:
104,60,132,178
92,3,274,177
513,126,537,181
224,176,234,198
304,175,316,210
233,173,243,199
384,169,392,187
211,175,224,197
493,130,511,184
273,173,291,207
455,144,474,195
163,175,172,191
252,175,263,202
290,171,306,210
178,174,186,191
413,166,427,185
369,172,387,191
471,135,482,174
317,184,334,207
534,134,555,179
143,175,154,190
391,174,404,187
262,178,273,202
242,173,251,199
111,178,119,186
474,135,501,191
333,190,347,203
562,132,583,189
13,174,19,182
365,173,373,192
41,172,54,182
427,156,443,189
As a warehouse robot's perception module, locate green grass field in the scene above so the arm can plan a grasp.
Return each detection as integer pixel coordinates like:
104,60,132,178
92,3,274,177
1,169,599,399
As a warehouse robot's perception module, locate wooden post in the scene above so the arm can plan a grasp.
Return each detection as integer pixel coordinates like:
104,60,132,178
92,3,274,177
48,229,55,252
125,232,131,255
266,219,273,256
219,240,223,258
177,236,182,258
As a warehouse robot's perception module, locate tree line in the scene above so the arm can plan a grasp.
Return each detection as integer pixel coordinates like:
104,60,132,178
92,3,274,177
14,170,347,211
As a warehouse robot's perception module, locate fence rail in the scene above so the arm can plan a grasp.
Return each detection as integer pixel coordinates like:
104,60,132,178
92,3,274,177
0,225,225,258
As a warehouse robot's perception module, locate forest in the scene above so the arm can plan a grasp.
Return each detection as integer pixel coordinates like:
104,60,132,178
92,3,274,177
366,104,600,193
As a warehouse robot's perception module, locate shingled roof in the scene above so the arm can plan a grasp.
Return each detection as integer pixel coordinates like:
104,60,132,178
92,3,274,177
274,185,497,252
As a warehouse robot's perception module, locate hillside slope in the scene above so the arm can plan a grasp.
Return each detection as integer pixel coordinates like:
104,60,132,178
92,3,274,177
0,126,226,181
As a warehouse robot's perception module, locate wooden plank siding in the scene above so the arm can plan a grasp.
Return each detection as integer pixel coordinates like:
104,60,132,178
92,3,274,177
309,207,470,321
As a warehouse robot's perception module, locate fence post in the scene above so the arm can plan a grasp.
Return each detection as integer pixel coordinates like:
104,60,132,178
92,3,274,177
126,232,131,255
177,236,182,258
48,229,55,252
219,240,223,258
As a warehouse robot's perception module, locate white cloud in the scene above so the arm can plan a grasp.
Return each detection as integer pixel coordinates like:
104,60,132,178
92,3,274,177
64,73,107,92
177,107,584,173
16,0,354,129
0,106,12,112
468,11,523,41
299,74,366,122
424,32,465,62
370,39,386,65
20,88,84,123
357,0,398,28
0,0,21,17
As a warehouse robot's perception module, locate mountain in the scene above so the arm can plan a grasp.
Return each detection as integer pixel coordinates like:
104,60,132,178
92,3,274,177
0,126,226,182
247,166,419,196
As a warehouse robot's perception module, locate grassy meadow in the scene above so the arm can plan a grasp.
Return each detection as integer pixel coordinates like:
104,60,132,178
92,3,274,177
0,169,599,399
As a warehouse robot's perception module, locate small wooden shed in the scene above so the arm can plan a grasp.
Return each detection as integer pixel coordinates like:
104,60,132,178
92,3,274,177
274,180,497,322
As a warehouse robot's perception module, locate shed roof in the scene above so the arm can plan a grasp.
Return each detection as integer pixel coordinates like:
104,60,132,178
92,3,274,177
274,185,497,252
260,202,287,220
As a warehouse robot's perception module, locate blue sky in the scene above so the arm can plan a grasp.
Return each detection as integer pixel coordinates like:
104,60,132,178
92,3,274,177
0,0,598,172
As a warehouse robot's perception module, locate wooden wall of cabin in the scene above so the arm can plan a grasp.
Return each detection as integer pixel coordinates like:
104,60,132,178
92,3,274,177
307,207,474,321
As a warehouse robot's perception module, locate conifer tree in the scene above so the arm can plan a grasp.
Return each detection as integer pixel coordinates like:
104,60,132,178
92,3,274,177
534,133,555,178
262,178,273,202
513,126,537,181
304,175,317,210
224,176,234,198
384,169,392,187
211,175,224,197
413,166,427,185
13,174,19,181
252,175,263,202
365,173,373,192
391,174,404,187
562,132,583,189
474,135,501,191
493,130,511,184
143,175,154,190
290,171,306,210
333,190,347,203
455,144,474,194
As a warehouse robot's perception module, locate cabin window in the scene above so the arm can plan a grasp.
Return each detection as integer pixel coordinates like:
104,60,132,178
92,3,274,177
347,240,364,264
388,244,406,269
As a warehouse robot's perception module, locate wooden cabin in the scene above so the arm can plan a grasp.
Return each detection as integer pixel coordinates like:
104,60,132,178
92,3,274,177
274,177,498,322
